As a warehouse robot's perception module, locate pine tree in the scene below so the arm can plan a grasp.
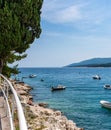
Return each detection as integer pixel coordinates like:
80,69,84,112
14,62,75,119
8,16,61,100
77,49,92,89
0,0,43,76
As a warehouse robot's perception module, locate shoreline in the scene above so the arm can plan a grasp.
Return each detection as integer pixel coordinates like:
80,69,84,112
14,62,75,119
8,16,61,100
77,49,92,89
12,80,84,130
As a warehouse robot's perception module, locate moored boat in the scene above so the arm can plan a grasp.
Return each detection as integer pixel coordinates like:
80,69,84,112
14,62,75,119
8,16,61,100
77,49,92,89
100,100,111,109
104,84,111,89
29,74,37,78
51,85,66,91
92,75,101,80
40,79,44,82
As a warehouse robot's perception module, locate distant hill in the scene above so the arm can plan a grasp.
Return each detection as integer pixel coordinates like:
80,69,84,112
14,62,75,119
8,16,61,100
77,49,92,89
67,58,111,67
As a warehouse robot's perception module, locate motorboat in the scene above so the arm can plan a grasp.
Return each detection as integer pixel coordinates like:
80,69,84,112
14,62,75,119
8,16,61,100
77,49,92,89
104,84,111,89
29,74,37,78
100,100,111,109
51,85,66,91
92,75,101,80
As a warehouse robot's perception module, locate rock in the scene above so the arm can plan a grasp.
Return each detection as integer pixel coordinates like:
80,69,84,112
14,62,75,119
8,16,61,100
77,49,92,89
38,103,49,108
29,96,33,100
53,111,62,116
27,100,34,106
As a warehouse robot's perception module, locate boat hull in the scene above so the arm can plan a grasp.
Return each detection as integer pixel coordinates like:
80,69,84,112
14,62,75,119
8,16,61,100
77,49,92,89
93,77,101,80
29,74,36,78
100,100,111,109
104,85,111,89
51,86,66,91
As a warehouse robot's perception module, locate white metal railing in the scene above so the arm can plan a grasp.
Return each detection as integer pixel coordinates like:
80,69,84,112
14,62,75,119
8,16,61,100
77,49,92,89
0,74,28,130
1,87,14,130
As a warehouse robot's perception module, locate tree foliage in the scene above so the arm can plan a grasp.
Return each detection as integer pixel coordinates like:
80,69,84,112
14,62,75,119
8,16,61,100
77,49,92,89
0,0,43,76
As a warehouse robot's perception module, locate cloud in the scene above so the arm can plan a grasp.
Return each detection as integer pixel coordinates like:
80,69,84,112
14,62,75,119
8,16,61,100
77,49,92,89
41,0,111,37
42,0,111,25
55,6,81,23
42,1,82,23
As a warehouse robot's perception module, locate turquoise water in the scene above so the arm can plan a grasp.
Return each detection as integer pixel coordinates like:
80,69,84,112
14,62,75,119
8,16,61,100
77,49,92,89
16,67,111,130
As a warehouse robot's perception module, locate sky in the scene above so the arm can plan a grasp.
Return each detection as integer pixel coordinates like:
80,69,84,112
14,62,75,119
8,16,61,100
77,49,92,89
18,0,111,67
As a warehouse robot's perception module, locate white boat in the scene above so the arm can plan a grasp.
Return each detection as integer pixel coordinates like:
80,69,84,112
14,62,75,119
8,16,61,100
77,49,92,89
92,75,101,80
29,74,37,78
100,100,111,109
104,84,111,89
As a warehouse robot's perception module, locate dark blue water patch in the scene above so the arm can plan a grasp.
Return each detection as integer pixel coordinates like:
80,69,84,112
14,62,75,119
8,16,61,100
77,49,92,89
16,67,111,130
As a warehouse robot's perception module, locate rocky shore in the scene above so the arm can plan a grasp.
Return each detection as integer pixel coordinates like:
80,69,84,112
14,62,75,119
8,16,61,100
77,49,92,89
12,81,84,130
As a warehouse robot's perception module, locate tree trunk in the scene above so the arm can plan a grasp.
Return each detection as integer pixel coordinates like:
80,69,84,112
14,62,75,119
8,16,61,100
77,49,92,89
0,59,3,73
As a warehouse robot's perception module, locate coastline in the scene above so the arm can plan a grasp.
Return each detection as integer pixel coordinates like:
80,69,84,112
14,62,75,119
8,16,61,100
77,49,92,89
12,80,84,130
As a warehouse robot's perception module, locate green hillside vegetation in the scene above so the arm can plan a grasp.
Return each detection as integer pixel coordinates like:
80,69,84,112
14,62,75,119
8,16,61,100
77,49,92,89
70,63,111,67
67,58,111,67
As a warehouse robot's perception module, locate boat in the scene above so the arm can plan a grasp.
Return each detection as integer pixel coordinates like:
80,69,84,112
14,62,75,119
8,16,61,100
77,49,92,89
51,85,66,91
29,74,37,78
100,100,111,109
92,75,101,80
104,84,111,89
40,79,44,82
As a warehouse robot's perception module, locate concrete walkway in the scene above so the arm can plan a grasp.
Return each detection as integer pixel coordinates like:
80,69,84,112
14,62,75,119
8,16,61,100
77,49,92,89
0,92,11,130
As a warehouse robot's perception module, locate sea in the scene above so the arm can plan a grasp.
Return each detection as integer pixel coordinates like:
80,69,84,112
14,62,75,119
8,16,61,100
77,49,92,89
13,67,111,130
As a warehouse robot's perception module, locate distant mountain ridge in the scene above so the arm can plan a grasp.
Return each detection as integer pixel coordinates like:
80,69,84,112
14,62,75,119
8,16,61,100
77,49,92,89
67,58,111,67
